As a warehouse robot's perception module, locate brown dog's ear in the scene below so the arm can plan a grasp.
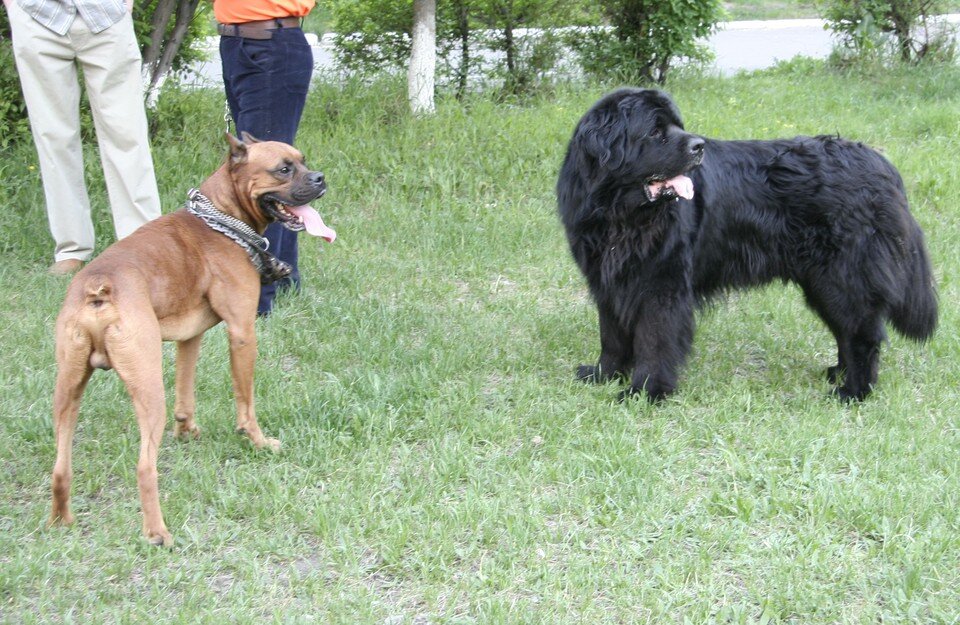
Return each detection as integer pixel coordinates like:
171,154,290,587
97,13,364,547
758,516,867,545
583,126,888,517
226,132,248,166
240,131,262,144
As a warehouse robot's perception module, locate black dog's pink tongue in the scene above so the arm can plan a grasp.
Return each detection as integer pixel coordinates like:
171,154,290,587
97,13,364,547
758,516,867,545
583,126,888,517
287,205,336,242
648,175,695,200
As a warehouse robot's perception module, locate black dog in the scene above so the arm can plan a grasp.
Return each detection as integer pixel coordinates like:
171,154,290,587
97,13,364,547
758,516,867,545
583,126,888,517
557,88,937,402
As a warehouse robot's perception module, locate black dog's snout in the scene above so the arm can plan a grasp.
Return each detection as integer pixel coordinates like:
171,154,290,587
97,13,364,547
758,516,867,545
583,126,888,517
688,137,705,157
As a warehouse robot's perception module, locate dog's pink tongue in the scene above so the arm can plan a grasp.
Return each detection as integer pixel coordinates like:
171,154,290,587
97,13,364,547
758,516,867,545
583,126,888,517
664,175,694,199
288,205,336,242
649,175,695,200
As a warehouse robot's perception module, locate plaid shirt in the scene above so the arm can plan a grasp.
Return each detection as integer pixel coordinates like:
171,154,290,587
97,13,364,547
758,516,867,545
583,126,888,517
15,0,126,35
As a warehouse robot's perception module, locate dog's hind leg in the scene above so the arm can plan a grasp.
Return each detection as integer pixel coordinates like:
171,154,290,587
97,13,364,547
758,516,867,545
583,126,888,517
826,348,846,385
803,280,885,401
49,324,94,528
173,335,202,440
835,317,885,402
107,313,172,547
825,326,850,385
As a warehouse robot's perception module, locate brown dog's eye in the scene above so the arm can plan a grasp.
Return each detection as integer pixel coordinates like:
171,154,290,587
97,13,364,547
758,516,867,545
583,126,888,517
278,166,292,175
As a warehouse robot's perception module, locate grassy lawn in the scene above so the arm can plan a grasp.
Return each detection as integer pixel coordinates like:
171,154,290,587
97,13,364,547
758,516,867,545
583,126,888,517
1,62,959,623
722,0,819,21
721,1,960,21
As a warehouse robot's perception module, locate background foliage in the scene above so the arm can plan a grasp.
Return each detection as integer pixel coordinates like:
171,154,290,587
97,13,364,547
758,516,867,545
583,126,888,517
0,9,29,147
818,0,957,64
3,0,959,138
567,0,724,84
327,0,725,92
329,0,597,97
0,0,211,145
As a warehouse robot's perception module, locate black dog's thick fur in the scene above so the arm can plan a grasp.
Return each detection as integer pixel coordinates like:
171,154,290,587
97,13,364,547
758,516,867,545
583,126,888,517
557,88,937,402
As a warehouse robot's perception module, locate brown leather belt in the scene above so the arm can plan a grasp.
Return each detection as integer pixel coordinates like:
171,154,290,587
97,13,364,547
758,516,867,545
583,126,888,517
217,17,302,40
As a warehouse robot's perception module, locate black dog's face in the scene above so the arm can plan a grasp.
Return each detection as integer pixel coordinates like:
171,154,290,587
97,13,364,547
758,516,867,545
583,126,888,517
574,88,704,203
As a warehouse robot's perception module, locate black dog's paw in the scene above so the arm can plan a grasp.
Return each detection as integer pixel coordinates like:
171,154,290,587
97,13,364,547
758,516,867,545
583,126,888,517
826,364,844,385
576,364,601,383
577,364,629,384
831,385,869,403
618,386,668,404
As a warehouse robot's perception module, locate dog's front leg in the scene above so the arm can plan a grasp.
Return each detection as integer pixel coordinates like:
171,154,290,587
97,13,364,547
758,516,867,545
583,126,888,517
173,335,202,440
578,300,633,383
624,290,695,403
227,321,280,451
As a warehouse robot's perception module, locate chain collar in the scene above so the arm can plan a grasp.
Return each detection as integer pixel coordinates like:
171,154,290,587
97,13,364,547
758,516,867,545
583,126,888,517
185,188,292,284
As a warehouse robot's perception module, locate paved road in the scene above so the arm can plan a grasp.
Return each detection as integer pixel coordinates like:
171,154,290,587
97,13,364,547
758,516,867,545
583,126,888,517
709,18,834,73
184,15,960,87
701,14,958,73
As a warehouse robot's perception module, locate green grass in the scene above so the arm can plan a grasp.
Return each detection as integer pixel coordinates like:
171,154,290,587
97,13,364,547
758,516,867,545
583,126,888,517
723,0,819,21
1,62,960,623
721,0,960,20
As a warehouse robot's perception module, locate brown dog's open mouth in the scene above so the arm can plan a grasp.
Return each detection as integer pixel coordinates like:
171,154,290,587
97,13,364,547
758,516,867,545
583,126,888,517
261,192,336,242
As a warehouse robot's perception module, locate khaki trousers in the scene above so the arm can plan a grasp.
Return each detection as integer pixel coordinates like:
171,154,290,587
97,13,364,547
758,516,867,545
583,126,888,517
8,1,161,262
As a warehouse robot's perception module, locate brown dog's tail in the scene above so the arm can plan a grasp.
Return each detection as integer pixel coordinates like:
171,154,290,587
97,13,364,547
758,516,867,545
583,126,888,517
80,278,117,370
84,280,112,308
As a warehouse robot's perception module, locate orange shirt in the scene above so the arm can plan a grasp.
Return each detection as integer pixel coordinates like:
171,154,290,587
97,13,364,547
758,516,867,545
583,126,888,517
214,0,315,24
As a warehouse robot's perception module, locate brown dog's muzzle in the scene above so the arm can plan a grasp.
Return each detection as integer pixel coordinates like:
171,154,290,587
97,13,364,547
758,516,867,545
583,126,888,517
260,171,335,241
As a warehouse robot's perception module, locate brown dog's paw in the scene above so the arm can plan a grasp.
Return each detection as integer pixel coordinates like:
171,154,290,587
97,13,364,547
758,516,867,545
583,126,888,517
237,426,281,452
260,437,281,452
47,512,75,528
145,528,174,548
148,535,174,548
173,421,201,440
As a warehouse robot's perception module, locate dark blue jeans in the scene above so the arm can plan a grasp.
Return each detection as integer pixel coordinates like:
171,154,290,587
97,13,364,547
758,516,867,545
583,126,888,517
220,26,313,314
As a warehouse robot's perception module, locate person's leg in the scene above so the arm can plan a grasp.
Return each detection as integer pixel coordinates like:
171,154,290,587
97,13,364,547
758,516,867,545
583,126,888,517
78,14,162,240
220,28,313,314
222,28,312,144
8,2,94,263
257,221,300,314
220,36,242,126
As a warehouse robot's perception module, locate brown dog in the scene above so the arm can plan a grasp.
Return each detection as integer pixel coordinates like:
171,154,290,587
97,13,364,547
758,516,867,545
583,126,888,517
48,133,335,546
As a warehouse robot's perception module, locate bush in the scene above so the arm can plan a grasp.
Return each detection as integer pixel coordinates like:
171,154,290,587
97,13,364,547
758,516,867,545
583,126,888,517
570,0,723,84
0,14,29,147
818,0,958,65
329,0,594,97
0,3,212,146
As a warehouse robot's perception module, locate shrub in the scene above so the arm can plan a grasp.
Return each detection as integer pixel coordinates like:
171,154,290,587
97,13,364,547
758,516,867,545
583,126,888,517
0,3,213,146
0,13,30,147
818,0,958,65
569,0,723,84
329,0,593,97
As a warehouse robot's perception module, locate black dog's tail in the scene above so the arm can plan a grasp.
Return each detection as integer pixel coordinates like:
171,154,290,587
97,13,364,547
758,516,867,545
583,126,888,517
890,229,938,341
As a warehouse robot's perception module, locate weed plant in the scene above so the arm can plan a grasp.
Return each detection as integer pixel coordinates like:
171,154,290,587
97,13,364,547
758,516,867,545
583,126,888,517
0,62,958,623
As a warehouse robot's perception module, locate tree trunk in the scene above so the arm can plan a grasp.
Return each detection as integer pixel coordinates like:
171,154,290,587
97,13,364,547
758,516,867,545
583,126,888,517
408,0,436,115
141,0,176,73
455,0,470,100
140,0,202,108
504,18,516,78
